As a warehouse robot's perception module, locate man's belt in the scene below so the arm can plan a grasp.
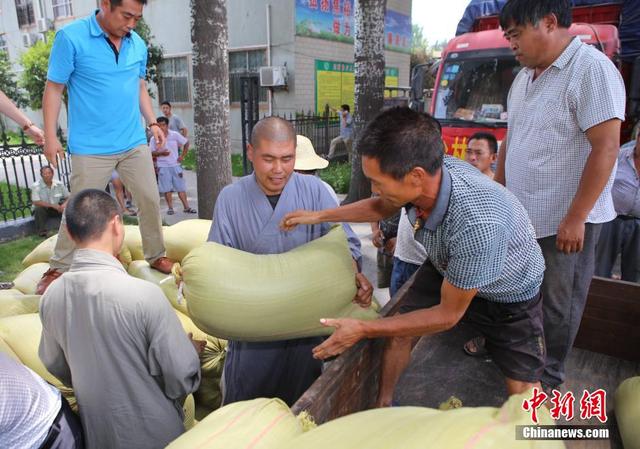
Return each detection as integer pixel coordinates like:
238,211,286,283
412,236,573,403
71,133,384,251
618,214,639,220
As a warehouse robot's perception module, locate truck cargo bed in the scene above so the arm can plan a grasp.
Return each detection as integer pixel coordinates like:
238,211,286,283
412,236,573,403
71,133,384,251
293,277,640,449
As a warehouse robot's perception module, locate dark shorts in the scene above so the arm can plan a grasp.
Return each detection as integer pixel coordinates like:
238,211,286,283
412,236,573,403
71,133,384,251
400,262,546,383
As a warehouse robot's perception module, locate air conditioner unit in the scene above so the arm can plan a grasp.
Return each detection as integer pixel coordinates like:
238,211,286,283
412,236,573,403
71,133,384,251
259,66,287,87
36,18,48,33
21,33,32,47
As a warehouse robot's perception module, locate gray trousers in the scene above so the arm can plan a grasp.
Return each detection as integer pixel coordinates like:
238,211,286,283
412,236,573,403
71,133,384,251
594,216,640,282
50,145,165,270
40,397,84,449
538,223,601,387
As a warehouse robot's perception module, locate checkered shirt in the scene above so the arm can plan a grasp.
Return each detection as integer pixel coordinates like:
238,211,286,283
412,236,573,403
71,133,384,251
0,353,61,449
411,156,545,303
505,37,626,238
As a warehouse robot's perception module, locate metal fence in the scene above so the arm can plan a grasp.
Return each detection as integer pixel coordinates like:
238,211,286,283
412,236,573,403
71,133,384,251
0,125,71,222
278,107,341,157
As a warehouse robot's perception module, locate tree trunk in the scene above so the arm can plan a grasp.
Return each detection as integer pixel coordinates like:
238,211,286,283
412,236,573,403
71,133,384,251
343,0,387,205
191,0,232,219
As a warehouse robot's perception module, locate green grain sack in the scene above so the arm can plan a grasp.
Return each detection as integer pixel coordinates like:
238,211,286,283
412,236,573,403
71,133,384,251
183,394,196,431
0,293,40,318
22,235,58,267
0,289,24,297
181,226,379,341
164,219,212,262
0,335,20,361
0,313,76,410
124,225,145,260
283,392,563,449
13,263,50,294
166,398,303,449
128,260,186,314
615,376,640,449
21,234,132,269
175,311,226,413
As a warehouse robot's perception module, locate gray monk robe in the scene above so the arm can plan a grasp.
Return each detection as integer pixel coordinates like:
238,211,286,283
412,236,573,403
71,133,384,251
209,172,362,407
39,249,201,449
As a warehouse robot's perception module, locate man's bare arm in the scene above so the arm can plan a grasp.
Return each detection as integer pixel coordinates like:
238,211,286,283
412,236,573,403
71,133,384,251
281,197,399,230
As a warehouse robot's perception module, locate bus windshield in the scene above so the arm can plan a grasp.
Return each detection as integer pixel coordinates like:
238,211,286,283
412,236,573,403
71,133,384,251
433,51,522,126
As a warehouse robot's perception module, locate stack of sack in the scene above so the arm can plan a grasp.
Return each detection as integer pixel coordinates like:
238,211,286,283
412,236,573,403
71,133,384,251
2,220,384,432
167,393,565,449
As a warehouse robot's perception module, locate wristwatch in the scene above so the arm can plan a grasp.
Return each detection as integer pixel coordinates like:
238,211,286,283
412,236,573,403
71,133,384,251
148,122,160,130
22,121,34,131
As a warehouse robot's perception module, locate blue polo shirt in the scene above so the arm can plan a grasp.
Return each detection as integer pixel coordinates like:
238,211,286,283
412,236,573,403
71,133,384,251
47,11,148,155
409,156,545,303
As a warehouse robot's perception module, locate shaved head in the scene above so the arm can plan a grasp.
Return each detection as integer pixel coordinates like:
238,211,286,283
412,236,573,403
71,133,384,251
250,116,295,147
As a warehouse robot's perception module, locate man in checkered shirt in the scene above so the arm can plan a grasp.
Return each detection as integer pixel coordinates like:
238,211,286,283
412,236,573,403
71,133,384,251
281,108,546,406
495,0,626,388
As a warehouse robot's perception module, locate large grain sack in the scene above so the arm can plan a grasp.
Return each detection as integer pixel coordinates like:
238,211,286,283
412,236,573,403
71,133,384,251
13,263,50,294
0,288,24,297
21,234,132,269
166,398,303,449
0,335,20,361
0,293,40,318
0,313,76,410
22,235,58,267
128,260,186,314
175,311,226,413
124,225,145,260
183,394,196,431
164,219,212,262
181,226,379,341
283,392,562,449
615,376,640,449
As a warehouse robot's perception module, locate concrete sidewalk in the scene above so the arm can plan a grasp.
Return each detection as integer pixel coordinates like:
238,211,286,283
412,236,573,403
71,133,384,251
153,168,391,307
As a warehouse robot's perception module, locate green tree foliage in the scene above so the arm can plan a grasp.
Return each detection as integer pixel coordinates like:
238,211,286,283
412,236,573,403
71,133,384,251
19,32,55,110
134,17,164,96
411,24,429,69
0,51,26,108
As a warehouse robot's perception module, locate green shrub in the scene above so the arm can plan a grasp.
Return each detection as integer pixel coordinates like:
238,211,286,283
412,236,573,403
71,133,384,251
319,162,351,194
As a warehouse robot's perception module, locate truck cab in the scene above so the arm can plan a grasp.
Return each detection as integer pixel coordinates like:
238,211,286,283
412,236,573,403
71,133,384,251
420,2,640,157
431,23,621,157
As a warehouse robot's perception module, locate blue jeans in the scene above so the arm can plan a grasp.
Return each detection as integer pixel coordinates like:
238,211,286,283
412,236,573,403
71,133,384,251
389,257,422,297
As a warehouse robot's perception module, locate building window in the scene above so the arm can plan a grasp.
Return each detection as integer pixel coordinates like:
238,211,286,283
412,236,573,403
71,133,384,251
229,49,267,103
15,0,35,27
159,56,190,104
52,0,73,19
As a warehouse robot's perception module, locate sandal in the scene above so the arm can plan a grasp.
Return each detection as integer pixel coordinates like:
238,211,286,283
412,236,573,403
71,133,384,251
123,208,137,217
463,336,490,358
167,208,174,215
183,207,197,214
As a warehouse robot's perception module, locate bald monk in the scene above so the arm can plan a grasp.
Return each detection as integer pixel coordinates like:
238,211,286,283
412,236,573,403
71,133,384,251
208,116,370,406
39,189,202,449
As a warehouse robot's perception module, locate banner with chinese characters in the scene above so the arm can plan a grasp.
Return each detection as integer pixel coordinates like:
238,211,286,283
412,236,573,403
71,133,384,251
315,60,399,114
296,0,411,54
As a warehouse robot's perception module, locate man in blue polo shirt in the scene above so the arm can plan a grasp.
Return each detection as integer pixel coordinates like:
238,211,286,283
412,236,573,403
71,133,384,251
282,108,547,405
38,0,174,294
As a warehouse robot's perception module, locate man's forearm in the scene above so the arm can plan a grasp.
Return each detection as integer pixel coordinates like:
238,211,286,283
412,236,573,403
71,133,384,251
567,144,618,221
139,81,156,125
32,200,56,209
318,197,399,224
494,138,507,186
360,305,455,339
42,82,64,138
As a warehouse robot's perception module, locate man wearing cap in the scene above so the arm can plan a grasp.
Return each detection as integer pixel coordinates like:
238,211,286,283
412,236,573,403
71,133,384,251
208,118,369,406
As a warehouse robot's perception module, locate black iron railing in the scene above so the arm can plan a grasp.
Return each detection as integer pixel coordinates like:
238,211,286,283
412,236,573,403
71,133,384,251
279,107,341,157
0,125,71,222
